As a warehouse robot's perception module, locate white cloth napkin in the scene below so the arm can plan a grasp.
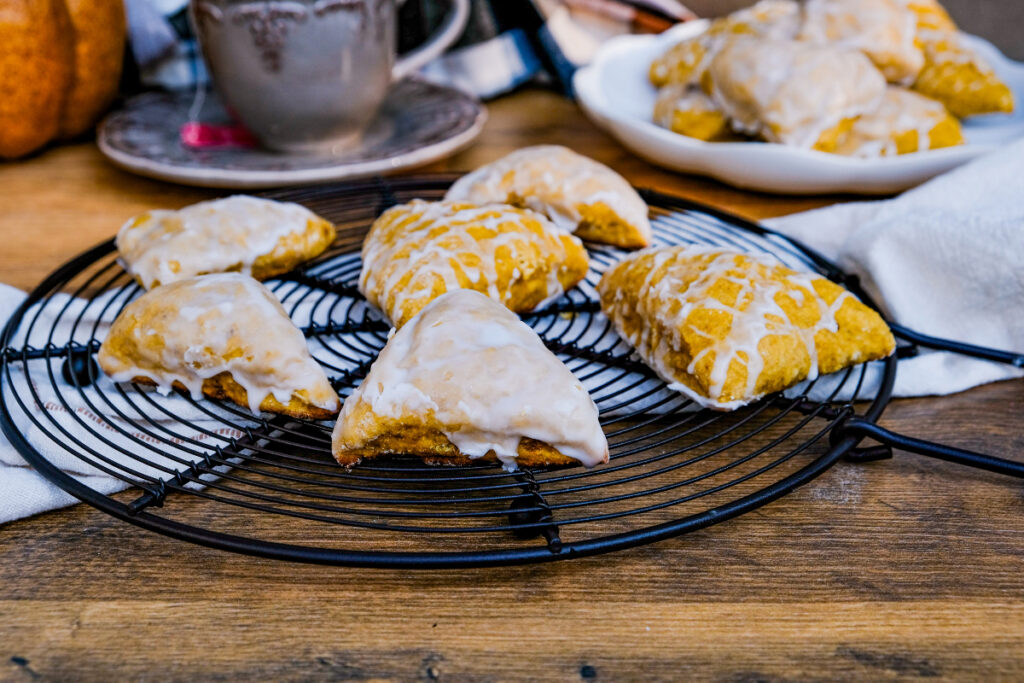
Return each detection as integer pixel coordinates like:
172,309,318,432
766,138,1024,398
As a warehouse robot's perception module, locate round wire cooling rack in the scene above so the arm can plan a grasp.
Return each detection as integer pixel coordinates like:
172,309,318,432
2,176,1022,568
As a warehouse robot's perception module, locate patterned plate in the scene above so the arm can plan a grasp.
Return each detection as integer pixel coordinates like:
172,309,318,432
97,79,487,189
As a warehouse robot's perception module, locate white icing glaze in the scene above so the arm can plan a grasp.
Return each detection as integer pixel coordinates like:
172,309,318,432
98,273,339,415
799,0,923,84
359,199,585,326
708,37,886,148
334,290,608,470
444,145,652,244
720,0,802,39
599,247,853,410
650,0,801,87
839,86,954,157
653,84,722,129
900,0,956,31
918,28,998,73
116,195,327,290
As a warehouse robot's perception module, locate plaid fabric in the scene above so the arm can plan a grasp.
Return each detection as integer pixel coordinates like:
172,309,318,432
124,0,208,89
143,37,209,90
419,29,542,99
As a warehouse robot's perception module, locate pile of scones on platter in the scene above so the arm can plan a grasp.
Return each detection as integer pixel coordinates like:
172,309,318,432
100,145,894,472
650,0,1014,156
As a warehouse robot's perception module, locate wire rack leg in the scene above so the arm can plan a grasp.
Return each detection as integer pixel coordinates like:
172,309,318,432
837,417,1024,479
508,470,564,553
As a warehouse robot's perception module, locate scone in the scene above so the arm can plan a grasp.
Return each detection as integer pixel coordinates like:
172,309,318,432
903,0,956,32
799,0,923,85
117,195,336,290
444,145,652,249
837,86,964,156
653,84,732,141
597,247,895,410
332,289,609,470
98,273,340,419
359,199,589,328
649,0,801,91
913,29,1015,118
707,37,887,151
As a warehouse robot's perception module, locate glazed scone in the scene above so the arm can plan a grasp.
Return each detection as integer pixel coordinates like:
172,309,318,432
98,273,340,419
333,290,609,470
117,195,336,290
653,84,732,141
444,145,652,249
913,29,1015,118
837,86,964,156
649,0,801,90
359,200,589,328
902,0,1014,117
597,247,895,410
707,38,886,150
799,0,923,85
902,0,956,32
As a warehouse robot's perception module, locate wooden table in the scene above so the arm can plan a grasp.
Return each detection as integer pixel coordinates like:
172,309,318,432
2,89,1023,681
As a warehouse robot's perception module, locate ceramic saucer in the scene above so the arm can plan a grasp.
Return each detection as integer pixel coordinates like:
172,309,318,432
97,79,486,189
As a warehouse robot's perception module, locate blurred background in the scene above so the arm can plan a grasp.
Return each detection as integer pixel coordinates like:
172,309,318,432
124,0,1024,98
5,0,1019,163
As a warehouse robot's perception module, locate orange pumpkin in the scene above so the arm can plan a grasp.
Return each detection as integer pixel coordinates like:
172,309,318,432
0,0,126,159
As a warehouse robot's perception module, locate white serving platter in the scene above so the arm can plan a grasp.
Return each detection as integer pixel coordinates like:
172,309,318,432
574,21,1024,194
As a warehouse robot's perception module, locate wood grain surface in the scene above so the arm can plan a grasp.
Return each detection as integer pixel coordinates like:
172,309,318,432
1,89,1023,682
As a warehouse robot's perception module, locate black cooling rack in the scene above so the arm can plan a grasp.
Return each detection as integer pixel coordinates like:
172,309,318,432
2,176,1021,568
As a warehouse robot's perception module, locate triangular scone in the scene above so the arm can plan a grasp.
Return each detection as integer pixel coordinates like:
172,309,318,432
117,195,336,290
333,290,609,470
649,0,801,90
799,0,924,85
708,38,886,151
598,248,895,411
912,29,1014,118
902,0,1013,117
98,273,339,419
836,86,963,156
360,200,589,328
444,145,652,249
903,0,956,32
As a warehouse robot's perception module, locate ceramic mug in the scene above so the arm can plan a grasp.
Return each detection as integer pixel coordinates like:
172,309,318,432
190,0,470,153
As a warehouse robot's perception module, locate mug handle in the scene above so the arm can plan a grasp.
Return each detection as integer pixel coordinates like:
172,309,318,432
392,0,471,81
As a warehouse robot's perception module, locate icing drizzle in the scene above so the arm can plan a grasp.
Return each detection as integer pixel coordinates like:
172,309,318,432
839,86,958,156
599,247,861,410
653,84,723,129
359,199,587,327
444,145,652,243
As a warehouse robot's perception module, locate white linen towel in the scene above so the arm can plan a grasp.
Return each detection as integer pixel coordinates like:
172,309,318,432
768,138,1024,398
